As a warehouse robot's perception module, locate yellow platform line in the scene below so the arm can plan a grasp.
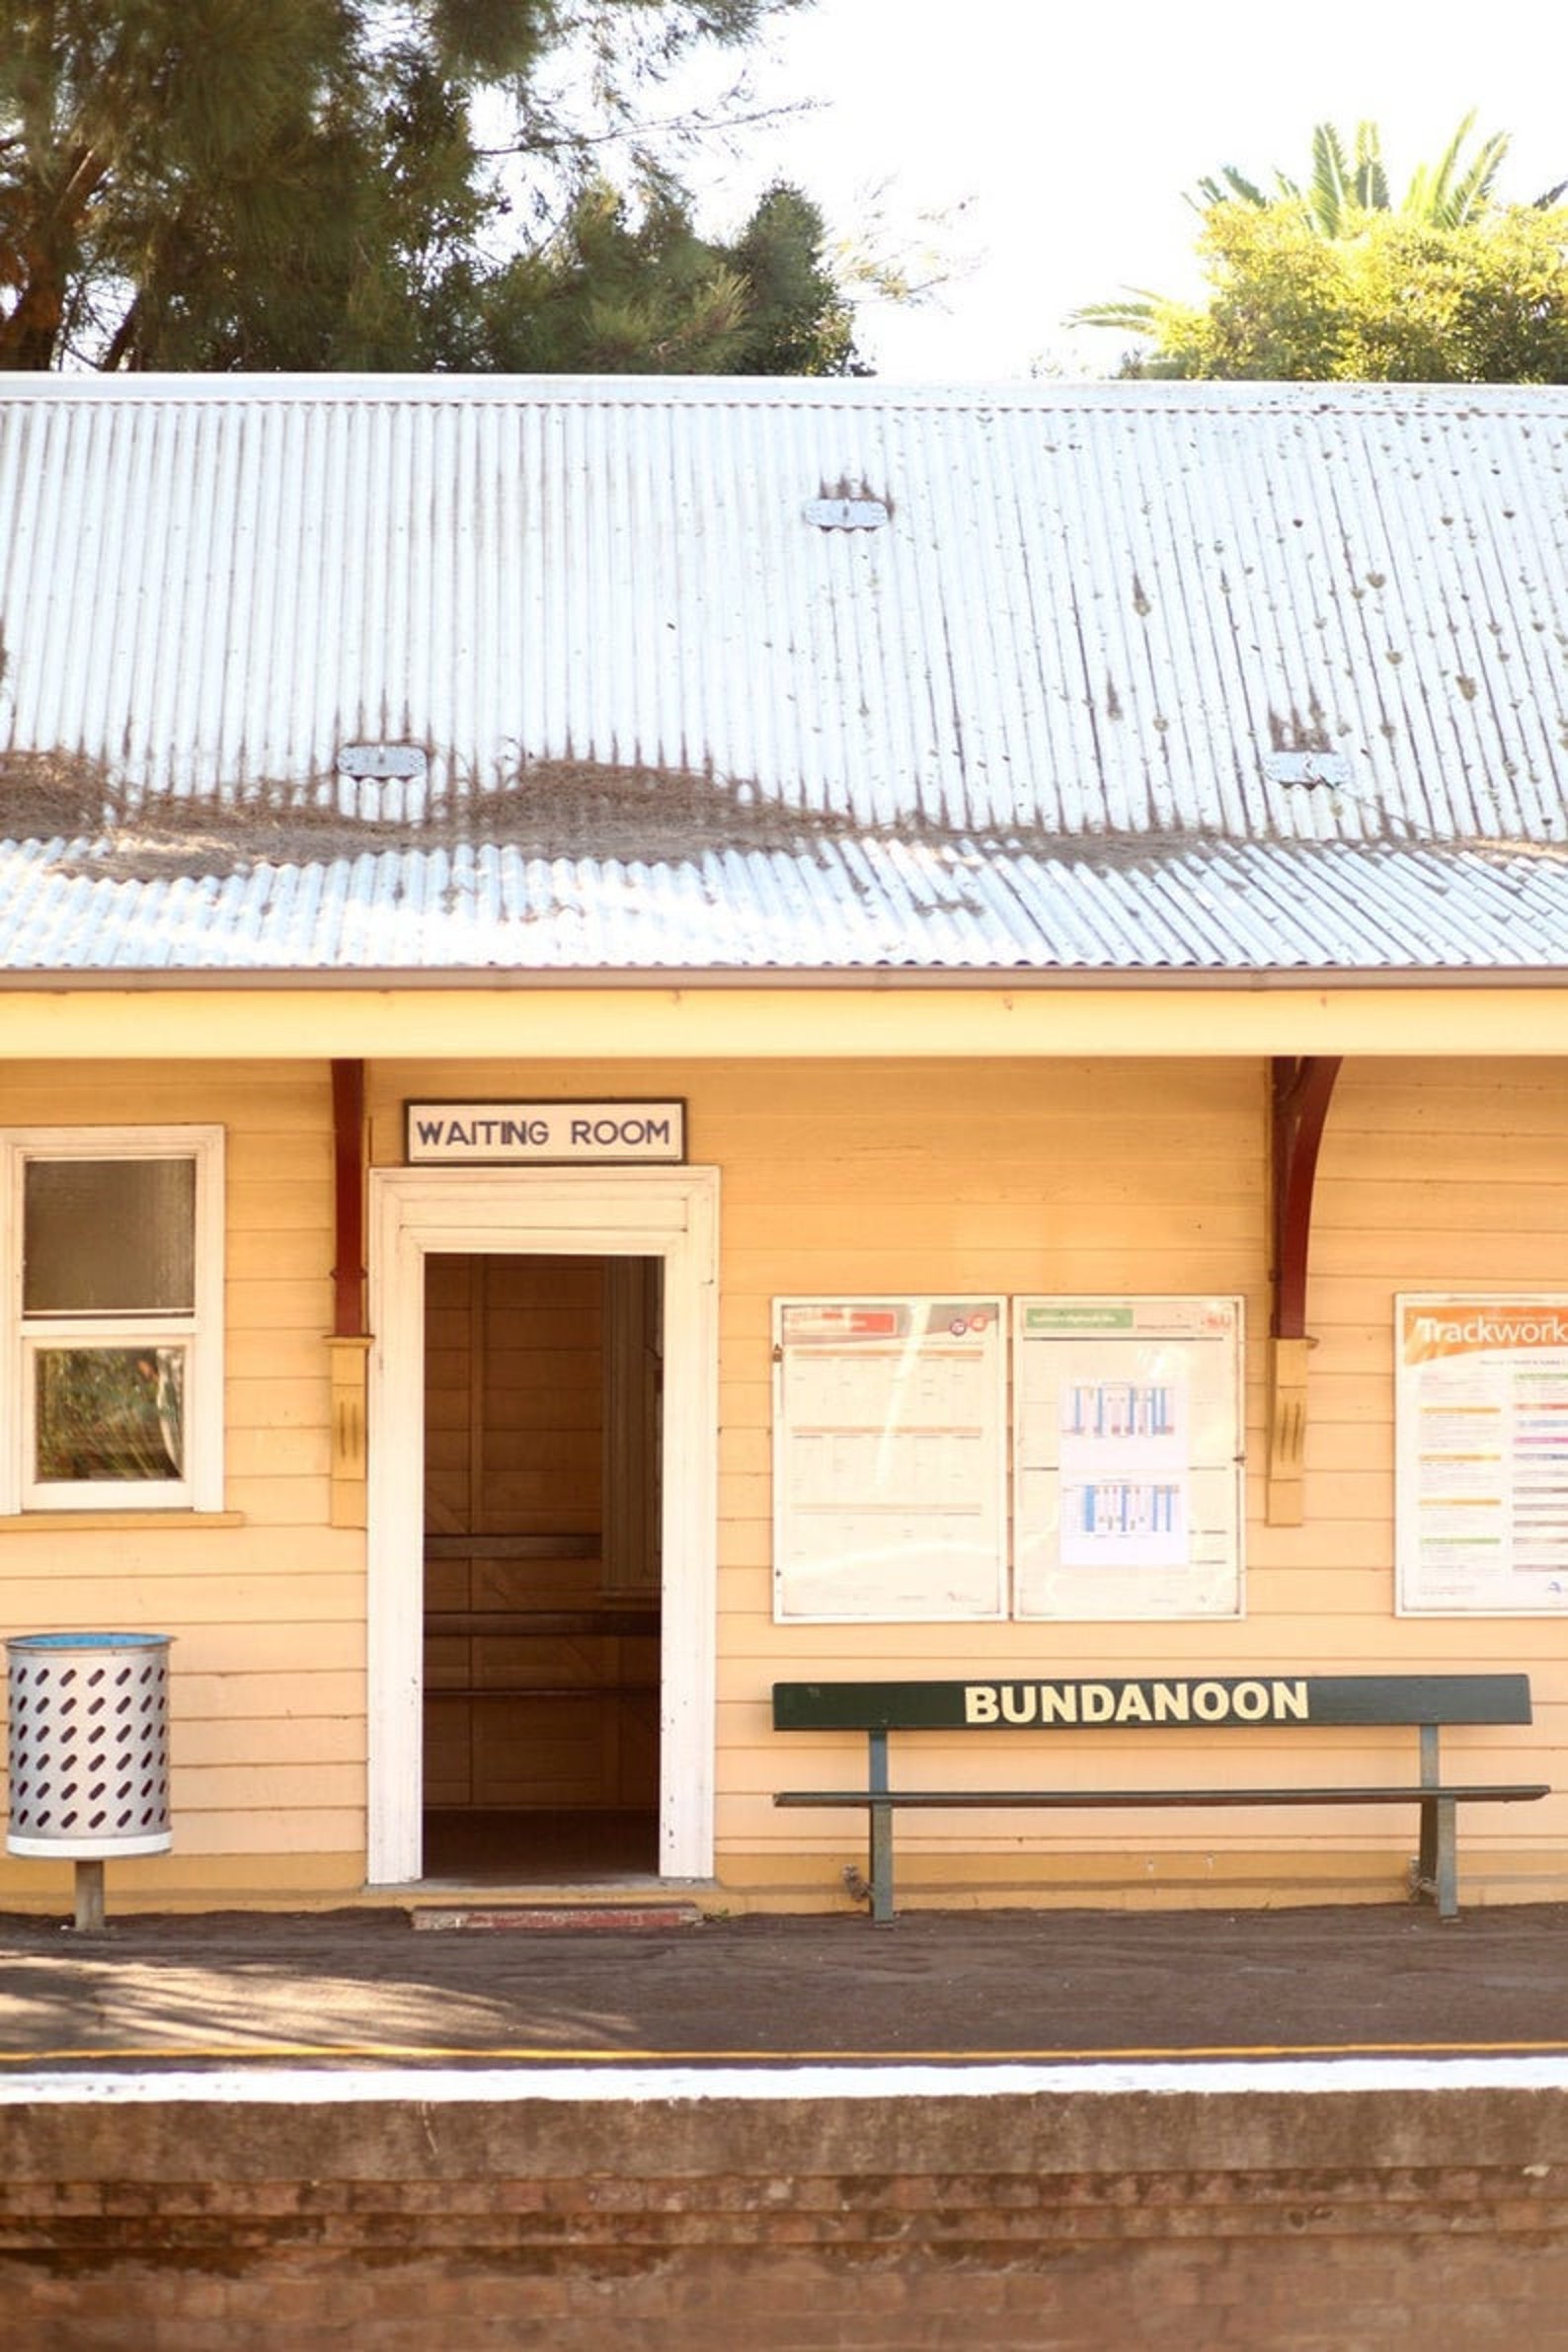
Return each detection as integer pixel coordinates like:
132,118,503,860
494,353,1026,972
4,2038,1568,2067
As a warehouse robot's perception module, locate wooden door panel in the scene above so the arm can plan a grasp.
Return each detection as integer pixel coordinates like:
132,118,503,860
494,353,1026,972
473,1696,610,1807
422,1252,658,1825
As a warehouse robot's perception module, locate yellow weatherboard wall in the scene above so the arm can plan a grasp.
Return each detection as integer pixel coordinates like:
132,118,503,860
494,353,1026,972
0,1047,1563,1912
0,1060,360,1900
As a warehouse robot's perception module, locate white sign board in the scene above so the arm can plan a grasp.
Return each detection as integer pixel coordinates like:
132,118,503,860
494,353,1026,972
772,1296,1007,1622
1397,1294,1568,1615
406,1100,685,1166
1012,1296,1244,1619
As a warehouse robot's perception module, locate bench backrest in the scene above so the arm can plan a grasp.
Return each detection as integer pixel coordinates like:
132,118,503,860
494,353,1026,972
772,1674,1532,1734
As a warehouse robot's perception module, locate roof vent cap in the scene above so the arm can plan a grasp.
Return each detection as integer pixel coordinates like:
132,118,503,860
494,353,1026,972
804,495,890,531
1262,749,1351,790
337,742,429,782
334,742,431,822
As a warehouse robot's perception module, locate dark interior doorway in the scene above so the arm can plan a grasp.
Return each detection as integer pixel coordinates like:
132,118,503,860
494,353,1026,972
421,1252,663,1882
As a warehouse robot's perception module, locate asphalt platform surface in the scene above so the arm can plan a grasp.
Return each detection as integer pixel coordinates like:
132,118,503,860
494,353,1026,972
2,1900,1567,2072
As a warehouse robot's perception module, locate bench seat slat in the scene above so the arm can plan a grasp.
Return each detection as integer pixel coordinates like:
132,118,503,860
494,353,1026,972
776,1784,1549,1809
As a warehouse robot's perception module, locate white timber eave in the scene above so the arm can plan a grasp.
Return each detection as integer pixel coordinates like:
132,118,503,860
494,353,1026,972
0,976,1566,1061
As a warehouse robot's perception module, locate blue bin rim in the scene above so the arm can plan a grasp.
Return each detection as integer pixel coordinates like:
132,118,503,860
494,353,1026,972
6,1630,172,1651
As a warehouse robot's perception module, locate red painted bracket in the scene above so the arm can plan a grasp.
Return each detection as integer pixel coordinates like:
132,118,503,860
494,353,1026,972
331,1058,367,1340
1270,1057,1342,1341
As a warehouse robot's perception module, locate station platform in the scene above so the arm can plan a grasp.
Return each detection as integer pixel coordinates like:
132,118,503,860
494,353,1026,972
4,1897,1568,2071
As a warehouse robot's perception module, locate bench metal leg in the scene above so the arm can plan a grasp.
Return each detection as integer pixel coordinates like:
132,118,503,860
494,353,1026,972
1416,1729,1458,1921
1429,1795,1458,1921
868,1728,896,1923
869,1801,895,1922
1415,1795,1458,1920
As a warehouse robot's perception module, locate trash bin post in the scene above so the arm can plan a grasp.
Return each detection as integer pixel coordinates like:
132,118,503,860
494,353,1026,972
6,1631,173,1930
74,1857,106,1932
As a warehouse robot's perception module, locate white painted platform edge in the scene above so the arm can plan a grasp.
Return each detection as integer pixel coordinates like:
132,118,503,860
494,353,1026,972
5,2058,1568,2104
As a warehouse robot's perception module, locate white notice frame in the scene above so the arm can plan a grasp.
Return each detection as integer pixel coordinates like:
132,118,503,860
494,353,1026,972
1396,1293,1568,1616
772,1294,1007,1622
1012,1295,1244,1620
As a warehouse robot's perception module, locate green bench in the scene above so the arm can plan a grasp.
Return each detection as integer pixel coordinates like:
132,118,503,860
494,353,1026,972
773,1673,1547,1922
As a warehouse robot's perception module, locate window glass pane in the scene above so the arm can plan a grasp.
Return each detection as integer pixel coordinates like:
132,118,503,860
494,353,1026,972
24,1159,196,1314
34,1346,186,1483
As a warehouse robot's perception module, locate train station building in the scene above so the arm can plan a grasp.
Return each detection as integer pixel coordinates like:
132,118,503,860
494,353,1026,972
0,372,1563,1914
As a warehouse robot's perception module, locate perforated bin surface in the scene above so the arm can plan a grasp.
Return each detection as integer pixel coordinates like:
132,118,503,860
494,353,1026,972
6,1632,172,1857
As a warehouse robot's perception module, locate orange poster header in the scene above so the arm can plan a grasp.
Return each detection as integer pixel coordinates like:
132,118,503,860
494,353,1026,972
1403,1303,1568,1364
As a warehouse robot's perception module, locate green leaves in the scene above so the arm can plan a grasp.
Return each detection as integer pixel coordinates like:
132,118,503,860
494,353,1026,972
1405,111,1512,231
1190,113,1510,240
440,173,856,374
1122,201,1568,384
1076,112,1568,383
0,0,854,375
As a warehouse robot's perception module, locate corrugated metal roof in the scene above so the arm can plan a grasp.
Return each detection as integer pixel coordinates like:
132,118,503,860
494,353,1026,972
0,374,1565,978
0,833,1563,975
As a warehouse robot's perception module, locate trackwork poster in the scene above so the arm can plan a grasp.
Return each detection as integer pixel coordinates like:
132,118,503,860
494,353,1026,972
772,1296,1007,1621
1012,1296,1244,1620
1397,1295,1568,1615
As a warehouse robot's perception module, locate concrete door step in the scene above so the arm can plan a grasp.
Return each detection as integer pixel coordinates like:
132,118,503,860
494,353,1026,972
411,1902,705,1932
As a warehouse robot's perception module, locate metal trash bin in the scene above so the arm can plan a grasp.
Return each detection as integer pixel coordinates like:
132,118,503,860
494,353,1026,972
7,1632,172,1925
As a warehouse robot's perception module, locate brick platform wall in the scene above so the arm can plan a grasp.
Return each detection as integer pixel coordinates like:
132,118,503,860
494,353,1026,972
4,2084,1567,2349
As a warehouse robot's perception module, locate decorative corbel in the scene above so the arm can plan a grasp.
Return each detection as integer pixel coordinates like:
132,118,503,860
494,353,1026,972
1268,1057,1342,1526
328,1058,370,1529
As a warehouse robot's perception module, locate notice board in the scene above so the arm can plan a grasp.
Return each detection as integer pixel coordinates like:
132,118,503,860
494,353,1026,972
772,1296,1007,1621
1397,1294,1568,1614
1012,1295,1244,1619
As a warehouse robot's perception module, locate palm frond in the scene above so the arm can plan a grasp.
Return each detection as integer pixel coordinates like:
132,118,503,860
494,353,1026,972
1190,165,1271,212
1309,120,1353,235
1409,109,1510,225
1350,121,1389,213
1067,292,1159,335
1443,128,1512,225
1414,107,1475,215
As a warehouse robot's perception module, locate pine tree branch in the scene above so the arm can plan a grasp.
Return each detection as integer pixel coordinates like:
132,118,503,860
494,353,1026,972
101,290,142,371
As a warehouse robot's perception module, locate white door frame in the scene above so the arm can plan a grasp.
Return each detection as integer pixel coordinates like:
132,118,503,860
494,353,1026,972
365,1164,720,1885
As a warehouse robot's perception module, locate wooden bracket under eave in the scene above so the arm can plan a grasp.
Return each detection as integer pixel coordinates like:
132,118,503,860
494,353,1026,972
1267,1057,1343,1527
329,1336,372,1529
1267,1335,1312,1527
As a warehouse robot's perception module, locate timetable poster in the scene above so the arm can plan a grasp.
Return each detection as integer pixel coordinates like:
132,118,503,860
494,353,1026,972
1397,1295,1568,1615
1013,1296,1244,1620
772,1296,1007,1621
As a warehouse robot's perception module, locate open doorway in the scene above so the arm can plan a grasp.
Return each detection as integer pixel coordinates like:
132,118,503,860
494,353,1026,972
366,1163,717,1889
421,1253,664,1882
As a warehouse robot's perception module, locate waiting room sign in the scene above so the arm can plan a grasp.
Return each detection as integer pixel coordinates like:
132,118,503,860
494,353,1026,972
405,1099,686,1165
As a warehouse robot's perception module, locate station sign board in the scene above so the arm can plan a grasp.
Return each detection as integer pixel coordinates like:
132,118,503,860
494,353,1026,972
405,1099,686,1166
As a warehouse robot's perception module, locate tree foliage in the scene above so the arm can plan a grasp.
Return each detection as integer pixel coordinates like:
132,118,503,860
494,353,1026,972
1074,114,1568,383
1114,200,1568,382
1191,112,1514,239
0,0,859,374
435,177,857,373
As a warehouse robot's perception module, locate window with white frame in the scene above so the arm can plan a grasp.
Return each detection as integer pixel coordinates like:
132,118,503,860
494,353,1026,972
3,1129,224,1511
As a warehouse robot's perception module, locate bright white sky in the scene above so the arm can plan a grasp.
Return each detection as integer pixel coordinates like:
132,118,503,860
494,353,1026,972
682,0,1568,379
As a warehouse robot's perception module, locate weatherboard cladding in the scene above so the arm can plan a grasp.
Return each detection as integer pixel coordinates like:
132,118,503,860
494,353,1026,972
0,374,1564,976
